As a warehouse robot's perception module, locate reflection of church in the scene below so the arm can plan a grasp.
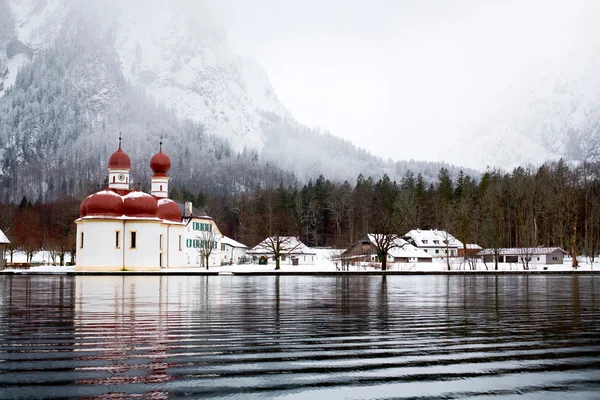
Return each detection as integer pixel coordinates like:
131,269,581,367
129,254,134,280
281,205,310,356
75,139,222,271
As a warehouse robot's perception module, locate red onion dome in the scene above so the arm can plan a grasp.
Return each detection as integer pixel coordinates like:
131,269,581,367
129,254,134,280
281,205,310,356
157,198,182,222
86,190,124,218
108,145,131,170
150,150,171,176
123,191,158,218
79,195,91,217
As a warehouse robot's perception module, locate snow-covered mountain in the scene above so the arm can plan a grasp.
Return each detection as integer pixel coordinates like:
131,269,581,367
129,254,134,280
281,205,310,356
0,0,476,202
448,42,600,170
1,0,291,151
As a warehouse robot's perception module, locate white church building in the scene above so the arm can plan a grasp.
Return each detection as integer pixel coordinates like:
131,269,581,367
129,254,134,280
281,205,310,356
76,139,223,271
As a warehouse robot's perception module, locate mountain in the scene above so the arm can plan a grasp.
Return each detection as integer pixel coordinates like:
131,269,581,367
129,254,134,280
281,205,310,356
0,0,475,203
448,42,600,171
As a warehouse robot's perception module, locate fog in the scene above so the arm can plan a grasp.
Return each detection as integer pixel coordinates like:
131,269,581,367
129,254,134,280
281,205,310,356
207,0,600,163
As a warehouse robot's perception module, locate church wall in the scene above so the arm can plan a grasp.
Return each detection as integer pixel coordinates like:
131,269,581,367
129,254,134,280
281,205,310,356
165,224,187,268
76,220,125,271
122,220,162,271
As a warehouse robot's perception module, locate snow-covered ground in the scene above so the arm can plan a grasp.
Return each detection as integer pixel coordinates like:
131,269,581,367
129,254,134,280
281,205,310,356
2,250,598,273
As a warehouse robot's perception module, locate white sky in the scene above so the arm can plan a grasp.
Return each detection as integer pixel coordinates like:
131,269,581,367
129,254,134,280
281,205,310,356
215,0,599,162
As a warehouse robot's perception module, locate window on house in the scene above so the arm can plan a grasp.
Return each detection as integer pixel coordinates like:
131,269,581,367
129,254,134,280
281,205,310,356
160,234,163,250
433,240,439,244
115,231,120,249
422,240,428,244
435,249,439,254
221,244,225,251
80,232,84,249
424,249,428,253
179,235,183,251
130,231,137,249
281,255,286,261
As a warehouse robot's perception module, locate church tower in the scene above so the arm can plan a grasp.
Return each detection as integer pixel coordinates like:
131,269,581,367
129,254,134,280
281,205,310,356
150,139,171,198
107,135,131,190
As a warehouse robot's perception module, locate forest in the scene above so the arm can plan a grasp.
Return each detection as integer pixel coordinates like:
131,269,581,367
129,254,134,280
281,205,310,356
1,158,599,267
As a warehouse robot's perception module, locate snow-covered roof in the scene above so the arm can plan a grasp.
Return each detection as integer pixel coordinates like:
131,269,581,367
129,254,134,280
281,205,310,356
477,247,568,256
221,236,248,249
404,229,463,248
248,236,316,255
466,244,482,250
366,234,432,259
0,229,10,244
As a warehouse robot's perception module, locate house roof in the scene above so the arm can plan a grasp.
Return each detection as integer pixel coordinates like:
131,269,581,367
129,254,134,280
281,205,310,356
477,247,568,256
465,244,482,250
247,236,316,255
365,234,433,259
0,229,9,244
221,236,248,249
404,229,463,248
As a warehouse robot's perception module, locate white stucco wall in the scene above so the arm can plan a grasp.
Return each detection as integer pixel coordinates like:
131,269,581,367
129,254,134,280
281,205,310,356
122,221,162,270
76,219,126,271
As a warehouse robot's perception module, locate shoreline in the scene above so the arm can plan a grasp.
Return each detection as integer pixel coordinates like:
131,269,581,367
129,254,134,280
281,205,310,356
2,270,599,276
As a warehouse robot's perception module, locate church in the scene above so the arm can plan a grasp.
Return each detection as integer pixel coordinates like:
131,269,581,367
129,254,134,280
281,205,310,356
76,139,222,271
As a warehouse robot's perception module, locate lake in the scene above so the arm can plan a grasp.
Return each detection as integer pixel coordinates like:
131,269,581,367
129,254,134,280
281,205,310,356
0,274,599,399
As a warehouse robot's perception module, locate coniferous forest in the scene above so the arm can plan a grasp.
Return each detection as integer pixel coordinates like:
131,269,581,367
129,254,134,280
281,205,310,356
2,159,600,266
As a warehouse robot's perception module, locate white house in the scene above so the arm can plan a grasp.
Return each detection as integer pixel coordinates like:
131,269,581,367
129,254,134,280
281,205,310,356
342,234,432,265
220,236,248,265
477,247,568,265
404,229,463,257
247,236,316,265
0,229,9,270
75,138,223,272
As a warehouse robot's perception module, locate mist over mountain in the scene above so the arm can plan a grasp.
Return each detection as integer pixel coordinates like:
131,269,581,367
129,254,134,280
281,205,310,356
0,0,478,202
448,42,600,170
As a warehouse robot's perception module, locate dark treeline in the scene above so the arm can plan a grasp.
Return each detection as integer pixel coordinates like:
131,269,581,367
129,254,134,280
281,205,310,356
172,159,600,266
0,196,80,265
2,159,600,266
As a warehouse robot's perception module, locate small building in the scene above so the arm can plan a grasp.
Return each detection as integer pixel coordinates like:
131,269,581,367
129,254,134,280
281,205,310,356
457,244,483,258
477,247,568,265
247,236,316,265
342,234,432,265
0,229,10,270
404,229,463,257
220,236,248,265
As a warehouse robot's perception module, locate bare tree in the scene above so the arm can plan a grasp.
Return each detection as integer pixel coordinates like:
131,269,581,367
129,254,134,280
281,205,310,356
370,233,404,271
195,229,220,270
255,235,303,270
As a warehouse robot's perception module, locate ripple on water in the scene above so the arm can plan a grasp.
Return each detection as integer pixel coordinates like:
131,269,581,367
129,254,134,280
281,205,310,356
0,274,599,399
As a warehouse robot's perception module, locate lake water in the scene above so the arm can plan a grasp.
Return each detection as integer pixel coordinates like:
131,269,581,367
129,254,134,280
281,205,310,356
0,274,599,399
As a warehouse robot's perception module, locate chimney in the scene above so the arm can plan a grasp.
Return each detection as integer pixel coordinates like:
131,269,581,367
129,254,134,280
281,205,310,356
185,201,193,217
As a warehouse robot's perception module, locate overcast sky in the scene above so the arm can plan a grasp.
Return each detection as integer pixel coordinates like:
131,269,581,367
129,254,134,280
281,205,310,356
214,0,599,162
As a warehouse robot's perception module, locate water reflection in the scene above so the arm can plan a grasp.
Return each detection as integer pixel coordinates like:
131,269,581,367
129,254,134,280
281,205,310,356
0,274,599,399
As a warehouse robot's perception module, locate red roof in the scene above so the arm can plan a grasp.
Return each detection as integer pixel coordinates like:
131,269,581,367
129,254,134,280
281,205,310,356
108,145,131,170
157,199,182,222
85,191,124,217
150,150,171,176
123,191,158,218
